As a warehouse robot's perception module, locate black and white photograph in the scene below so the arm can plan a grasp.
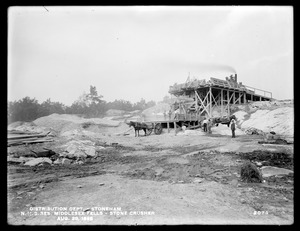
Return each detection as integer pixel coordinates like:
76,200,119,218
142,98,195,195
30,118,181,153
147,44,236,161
7,6,293,225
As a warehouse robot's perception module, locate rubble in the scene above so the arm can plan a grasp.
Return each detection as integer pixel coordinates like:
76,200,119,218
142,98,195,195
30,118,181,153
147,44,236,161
244,127,264,135
61,140,97,158
24,158,52,167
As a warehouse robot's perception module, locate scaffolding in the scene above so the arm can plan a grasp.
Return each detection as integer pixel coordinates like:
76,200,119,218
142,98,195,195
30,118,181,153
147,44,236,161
169,74,273,118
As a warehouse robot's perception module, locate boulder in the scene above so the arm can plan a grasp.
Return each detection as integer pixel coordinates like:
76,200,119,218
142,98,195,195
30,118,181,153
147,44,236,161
19,157,36,163
61,158,72,165
260,166,293,178
53,159,62,165
62,140,96,158
240,162,263,183
7,156,24,164
24,158,52,167
83,146,96,157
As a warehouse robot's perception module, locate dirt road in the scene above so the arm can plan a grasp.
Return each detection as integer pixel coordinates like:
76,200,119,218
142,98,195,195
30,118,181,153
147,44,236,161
7,131,294,225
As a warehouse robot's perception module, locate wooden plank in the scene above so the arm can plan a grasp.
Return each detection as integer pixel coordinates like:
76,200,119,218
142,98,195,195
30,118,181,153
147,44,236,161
8,139,54,146
7,133,48,140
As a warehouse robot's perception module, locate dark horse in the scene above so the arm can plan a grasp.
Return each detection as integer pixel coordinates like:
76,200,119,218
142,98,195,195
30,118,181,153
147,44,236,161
212,115,237,127
128,121,148,137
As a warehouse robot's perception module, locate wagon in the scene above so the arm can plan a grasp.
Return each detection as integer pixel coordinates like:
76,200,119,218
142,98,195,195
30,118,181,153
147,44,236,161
136,122,163,135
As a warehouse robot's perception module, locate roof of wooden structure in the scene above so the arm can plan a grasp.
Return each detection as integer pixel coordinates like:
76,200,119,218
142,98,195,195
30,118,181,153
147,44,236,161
169,77,246,93
169,76,272,99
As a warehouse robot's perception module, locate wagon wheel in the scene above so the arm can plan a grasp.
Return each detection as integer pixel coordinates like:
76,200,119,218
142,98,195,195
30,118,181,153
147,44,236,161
145,128,153,136
154,123,163,135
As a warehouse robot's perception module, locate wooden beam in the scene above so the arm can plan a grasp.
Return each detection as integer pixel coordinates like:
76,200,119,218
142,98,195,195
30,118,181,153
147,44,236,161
174,122,177,135
195,90,210,116
211,91,219,106
167,122,170,133
227,90,230,115
227,90,234,115
221,89,223,115
211,90,221,106
195,90,198,111
233,91,236,105
209,87,212,117
234,92,243,104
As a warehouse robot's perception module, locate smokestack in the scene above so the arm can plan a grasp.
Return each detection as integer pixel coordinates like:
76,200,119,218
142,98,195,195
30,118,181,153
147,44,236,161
234,73,237,82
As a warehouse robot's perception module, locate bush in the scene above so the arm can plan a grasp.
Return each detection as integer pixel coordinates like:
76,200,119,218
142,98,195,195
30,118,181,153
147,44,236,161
240,162,263,183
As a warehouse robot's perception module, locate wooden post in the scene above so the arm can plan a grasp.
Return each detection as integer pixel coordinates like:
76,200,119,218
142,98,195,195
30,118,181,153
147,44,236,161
233,91,236,105
174,122,177,135
243,92,246,104
227,90,230,116
195,90,198,112
251,94,253,101
238,92,241,104
260,96,262,101
209,87,212,117
167,122,170,133
221,89,223,116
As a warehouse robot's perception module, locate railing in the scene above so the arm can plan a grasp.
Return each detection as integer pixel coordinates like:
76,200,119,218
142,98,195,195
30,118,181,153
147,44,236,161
243,85,272,98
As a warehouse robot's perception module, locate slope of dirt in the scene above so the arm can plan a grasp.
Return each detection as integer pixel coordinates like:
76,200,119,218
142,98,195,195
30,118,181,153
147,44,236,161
141,103,171,121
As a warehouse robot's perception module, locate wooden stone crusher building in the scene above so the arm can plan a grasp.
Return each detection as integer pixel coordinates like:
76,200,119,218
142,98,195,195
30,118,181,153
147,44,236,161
140,73,273,134
168,73,273,122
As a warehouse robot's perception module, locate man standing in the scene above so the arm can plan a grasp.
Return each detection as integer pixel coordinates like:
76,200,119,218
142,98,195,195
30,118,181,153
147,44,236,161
207,118,212,134
230,119,236,138
202,118,208,132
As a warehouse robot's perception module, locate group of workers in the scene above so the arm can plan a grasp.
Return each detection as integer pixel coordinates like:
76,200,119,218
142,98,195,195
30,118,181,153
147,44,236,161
202,117,236,138
164,108,237,138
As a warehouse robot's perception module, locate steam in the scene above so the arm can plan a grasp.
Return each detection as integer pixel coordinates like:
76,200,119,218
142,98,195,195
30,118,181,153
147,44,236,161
161,58,236,76
195,63,236,74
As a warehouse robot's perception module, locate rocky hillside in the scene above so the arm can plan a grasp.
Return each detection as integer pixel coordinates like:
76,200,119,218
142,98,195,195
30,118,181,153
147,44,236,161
232,100,293,137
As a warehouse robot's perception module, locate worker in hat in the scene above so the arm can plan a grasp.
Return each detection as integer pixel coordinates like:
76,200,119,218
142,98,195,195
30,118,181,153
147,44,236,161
230,119,236,138
202,117,208,132
207,118,213,134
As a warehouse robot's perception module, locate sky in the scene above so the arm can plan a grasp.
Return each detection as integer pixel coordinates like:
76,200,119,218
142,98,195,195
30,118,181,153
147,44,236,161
8,6,293,106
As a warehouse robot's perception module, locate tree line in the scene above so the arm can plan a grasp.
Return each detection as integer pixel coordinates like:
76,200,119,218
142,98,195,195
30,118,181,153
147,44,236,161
7,86,156,124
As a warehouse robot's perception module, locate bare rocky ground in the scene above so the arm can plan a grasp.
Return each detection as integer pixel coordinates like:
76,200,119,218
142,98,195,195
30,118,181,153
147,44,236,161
7,128,293,225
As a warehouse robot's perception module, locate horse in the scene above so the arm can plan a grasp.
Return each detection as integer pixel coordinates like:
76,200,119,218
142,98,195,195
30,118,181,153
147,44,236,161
212,115,237,127
127,121,148,137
